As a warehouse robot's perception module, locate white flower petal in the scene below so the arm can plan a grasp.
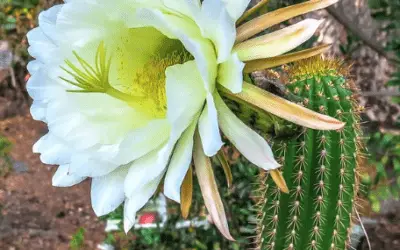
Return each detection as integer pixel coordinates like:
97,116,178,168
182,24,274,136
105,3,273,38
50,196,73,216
52,164,86,187
217,53,245,94
123,171,165,233
124,145,171,199
30,101,47,122
56,144,120,179
199,93,224,157
26,67,64,102
114,119,171,165
68,154,119,178
163,118,197,203
162,0,200,19
156,61,207,175
214,94,280,170
166,60,206,135
46,111,99,150
198,0,236,63
123,198,136,233
27,27,59,64
38,4,62,43
27,60,42,75
91,165,130,216
222,0,251,21
56,1,112,47
130,7,217,93
46,93,146,149
33,133,72,165
67,142,135,178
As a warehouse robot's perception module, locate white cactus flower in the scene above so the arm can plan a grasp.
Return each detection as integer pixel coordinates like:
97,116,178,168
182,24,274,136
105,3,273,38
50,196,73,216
27,0,341,239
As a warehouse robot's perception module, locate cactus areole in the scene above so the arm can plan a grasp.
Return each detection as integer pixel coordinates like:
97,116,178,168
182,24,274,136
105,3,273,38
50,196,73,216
257,57,362,250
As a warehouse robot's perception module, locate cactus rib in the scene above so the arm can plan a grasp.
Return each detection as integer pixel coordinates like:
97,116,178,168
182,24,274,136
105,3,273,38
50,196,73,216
256,57,362,250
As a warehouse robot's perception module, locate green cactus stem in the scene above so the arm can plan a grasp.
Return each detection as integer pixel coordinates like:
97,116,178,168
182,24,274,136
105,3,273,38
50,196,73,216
256,57,362,250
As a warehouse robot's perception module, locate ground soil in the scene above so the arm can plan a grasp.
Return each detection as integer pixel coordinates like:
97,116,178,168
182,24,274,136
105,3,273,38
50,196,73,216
0,114,105,250
359,199,400,250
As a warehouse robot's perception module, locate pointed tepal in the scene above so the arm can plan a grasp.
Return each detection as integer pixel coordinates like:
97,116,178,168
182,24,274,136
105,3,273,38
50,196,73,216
236,0,339,42
193,131,235,241
218,82,345,131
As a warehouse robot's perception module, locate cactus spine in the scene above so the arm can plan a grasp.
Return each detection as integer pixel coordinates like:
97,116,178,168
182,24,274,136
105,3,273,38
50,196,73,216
256,58,362,250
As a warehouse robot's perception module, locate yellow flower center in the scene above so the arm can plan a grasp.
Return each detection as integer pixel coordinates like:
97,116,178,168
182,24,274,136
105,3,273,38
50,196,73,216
60,27,192,119
124,50,192,118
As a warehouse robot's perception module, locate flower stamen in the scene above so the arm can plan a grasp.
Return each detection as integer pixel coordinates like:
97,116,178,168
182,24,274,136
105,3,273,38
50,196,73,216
61,41,113,94
60,41,150,111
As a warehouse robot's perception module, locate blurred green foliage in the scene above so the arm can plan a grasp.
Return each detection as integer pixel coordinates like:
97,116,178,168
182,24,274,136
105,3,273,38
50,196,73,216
0,0,40,61
0,0,38,33
102,153,260,250
362,132,400,212
70,227,86,250
0,135,12,177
